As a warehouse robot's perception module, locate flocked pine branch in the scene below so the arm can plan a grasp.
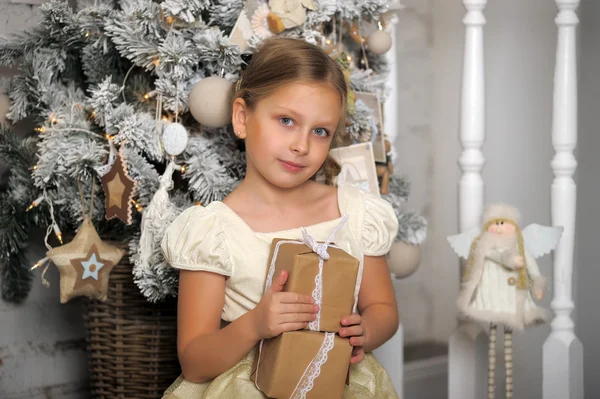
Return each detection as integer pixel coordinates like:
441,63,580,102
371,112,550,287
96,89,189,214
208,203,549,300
161,0,210,24
208,0,243,30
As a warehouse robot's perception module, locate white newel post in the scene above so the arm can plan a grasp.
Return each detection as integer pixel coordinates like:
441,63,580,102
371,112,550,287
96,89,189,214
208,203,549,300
543,1,584,399
448,1,488,399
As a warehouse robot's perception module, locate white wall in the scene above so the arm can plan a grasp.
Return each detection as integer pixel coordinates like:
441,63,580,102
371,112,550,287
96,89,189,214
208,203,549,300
389,0,438,345
0,2,90,398
576,0,600,396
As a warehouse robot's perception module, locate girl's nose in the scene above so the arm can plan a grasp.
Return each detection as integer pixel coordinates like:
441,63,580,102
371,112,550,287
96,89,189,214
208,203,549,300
290,133,309,155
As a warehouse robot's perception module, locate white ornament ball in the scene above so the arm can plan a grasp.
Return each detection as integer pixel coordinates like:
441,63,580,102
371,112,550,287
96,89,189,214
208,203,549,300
0,93,11,125
162,122,189,156
388,241,421,278
367,30,393,55
188,76,233,128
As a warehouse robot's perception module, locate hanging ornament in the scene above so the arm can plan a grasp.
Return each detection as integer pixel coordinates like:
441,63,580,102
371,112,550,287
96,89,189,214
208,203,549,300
94,138,118,177
162,122,189,156
100,146,137,224
367,22,393,55
37,181,125,303
134,160,180,280
266,0,316,34
188,76,233,128
0,92,11,125
251,3,274,38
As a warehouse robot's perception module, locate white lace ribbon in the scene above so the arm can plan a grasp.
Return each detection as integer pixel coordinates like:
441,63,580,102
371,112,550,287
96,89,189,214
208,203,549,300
289,332,336,399
255,215,354,397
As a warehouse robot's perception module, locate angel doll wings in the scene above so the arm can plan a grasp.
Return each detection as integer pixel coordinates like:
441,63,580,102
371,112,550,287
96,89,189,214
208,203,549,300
447,223,564,261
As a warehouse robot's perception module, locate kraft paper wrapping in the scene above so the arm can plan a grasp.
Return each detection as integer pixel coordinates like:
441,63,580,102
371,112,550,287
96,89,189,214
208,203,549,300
250,330,352,399
266,238,359,333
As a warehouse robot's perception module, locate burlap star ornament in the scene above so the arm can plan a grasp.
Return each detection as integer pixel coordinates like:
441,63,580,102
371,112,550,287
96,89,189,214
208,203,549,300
100,149,137,224
47,218,125,303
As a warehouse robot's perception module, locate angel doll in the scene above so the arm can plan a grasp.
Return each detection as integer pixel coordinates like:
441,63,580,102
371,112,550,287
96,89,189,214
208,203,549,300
447,203,563,399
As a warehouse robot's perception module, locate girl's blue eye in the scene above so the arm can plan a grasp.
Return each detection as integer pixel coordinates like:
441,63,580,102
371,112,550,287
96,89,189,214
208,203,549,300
280,117,294,126
314,128,329,137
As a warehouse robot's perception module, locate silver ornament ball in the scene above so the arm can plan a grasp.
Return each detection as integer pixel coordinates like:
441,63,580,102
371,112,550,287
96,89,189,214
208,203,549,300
367,30,393,55
162,122,189,157
188,76,233,128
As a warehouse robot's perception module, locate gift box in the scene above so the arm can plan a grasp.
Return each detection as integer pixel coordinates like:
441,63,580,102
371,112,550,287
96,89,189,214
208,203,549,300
266,237,360,333
250,330,352,399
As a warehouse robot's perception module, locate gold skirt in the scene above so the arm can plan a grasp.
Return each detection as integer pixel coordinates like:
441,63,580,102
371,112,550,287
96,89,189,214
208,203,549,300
162,348,399,399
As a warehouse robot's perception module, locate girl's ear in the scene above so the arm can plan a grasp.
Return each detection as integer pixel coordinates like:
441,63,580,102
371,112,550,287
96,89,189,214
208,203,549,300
232,97,248,139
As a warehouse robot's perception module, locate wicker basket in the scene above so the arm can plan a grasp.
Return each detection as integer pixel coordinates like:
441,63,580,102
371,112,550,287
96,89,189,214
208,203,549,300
82,250,181,398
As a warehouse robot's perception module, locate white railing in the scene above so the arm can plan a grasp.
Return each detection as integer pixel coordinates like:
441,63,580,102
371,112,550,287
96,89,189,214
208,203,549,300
448,1,488,398
544,1,584,398
449,1,585,398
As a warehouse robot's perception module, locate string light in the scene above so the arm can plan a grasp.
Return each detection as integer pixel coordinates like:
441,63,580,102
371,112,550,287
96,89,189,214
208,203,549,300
346,54,352,62
35,126,46,133
131,199,143,213
30,259,45,271
104,133,115,141
91,110,96,119
166,16,174,24
144,93,150,100
153,59,160,67
180,165,186,173
33,165,38,170
26,195,44,212
52,223,63,245
162,115,168,121
84,32,90,38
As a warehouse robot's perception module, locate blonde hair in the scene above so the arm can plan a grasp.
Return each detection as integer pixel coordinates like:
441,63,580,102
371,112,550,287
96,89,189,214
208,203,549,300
231,37,348,184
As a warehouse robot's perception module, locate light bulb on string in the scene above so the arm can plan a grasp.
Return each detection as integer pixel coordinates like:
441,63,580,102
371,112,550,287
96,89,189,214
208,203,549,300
52,223,63,245
26,195,44,212
131,199,143,213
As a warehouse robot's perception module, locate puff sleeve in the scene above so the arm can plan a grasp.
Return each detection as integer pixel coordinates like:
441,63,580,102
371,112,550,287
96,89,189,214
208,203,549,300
161,206,232,276
362,192,399,256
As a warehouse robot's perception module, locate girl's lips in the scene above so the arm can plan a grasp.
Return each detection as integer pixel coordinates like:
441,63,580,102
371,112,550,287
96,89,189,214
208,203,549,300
279,160,305,172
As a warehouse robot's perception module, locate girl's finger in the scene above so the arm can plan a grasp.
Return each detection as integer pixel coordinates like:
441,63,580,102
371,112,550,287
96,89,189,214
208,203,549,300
350,347,365,364
339,325,364,338
281,312,317,324
281,322,309,332
282,303,320,314
279,292,315,304
341,314,361,326
349,336,365,347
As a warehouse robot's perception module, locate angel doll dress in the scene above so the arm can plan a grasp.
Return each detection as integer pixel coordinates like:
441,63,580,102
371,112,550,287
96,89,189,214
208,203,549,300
159,185,400,399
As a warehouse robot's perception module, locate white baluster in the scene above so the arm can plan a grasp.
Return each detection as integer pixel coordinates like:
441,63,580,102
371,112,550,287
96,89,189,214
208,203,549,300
448,1,488,399
544,1,584,399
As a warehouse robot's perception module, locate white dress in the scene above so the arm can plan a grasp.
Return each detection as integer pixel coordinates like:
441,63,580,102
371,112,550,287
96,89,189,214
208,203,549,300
160,184,401,399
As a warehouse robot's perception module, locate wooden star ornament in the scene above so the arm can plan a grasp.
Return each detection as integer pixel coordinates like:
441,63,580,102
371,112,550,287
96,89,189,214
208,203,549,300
46,218,125,303
100,150,137,224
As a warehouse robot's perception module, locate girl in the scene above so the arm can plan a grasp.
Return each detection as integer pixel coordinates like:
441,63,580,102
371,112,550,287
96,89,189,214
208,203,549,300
161,37,400,398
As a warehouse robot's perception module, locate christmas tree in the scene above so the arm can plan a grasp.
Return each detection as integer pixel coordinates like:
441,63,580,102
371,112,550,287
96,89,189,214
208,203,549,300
0,0,426,304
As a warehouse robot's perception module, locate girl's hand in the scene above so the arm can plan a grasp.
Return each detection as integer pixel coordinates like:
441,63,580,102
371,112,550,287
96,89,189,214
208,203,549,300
251,270,319,340
339,313,366,364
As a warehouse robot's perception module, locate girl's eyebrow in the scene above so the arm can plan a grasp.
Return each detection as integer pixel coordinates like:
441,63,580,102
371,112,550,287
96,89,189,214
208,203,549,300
271,106,338,127
271,106,302,118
